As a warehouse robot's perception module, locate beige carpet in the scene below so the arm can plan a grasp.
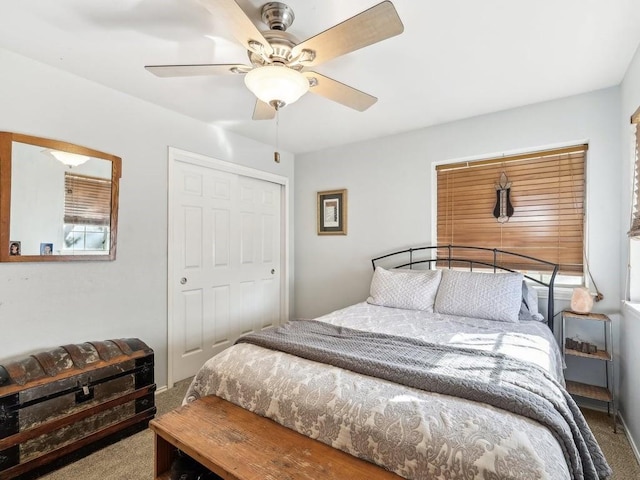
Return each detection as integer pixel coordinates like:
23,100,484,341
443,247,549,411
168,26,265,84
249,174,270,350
40,379,640,480
581,409,640,480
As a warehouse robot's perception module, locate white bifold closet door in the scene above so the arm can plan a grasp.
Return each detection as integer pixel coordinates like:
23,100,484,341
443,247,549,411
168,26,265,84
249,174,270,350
169,154,282,384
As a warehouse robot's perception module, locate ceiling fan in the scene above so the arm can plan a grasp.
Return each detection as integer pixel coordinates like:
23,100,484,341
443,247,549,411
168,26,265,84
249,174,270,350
144,0,404,120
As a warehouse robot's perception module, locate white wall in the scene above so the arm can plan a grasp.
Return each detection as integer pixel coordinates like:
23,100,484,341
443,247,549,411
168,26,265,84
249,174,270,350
620,42,640,457
0,48,295,389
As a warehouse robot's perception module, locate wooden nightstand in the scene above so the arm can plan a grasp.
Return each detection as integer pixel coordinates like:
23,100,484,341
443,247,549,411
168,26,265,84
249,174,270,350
562,310,616,432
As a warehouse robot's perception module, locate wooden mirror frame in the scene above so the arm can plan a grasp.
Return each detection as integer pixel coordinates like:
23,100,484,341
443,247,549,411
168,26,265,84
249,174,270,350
0,132,122,262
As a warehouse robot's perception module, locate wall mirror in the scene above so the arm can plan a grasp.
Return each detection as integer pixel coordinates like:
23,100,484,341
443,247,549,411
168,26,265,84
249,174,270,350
0,132,122,262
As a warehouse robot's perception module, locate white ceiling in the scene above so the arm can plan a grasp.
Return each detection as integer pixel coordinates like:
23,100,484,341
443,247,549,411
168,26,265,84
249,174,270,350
1,0,640,154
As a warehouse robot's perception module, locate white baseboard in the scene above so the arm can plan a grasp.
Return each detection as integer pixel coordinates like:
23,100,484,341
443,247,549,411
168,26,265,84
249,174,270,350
154,385,168,395
619,412,640,466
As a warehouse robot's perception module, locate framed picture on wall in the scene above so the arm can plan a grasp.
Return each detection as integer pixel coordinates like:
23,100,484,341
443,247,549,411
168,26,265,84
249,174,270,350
317,189,347,235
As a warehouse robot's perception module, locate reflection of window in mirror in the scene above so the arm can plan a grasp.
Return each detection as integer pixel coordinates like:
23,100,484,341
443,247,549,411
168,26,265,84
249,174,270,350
63,173,111,253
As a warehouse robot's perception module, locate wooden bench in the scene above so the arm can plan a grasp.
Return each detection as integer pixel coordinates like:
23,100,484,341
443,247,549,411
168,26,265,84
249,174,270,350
150,395,403,480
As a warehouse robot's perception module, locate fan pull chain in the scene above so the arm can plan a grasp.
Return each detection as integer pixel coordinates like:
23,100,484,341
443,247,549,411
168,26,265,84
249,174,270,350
274,107,281,163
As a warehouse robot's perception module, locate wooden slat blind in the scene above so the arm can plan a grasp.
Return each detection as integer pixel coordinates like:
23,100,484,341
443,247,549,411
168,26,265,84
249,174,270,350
64,173,111,226
629,108,640,238
437,145,587,274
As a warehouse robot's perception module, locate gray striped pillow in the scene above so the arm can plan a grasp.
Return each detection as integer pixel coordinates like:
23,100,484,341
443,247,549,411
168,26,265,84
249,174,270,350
367,267,442,312
434,269,523,323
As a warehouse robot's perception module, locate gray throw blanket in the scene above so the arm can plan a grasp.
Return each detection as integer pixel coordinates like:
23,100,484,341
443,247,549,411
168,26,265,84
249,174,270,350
237,320,611,480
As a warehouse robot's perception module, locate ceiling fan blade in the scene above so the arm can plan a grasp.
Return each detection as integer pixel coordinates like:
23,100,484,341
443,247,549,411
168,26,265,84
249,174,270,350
252,100,276,120
304,72,377,111
291,1,404,67
198,0,273,57
144,64,250,77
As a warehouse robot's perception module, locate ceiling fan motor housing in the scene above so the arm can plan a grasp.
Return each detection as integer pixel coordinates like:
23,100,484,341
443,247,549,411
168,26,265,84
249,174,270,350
261,2,295,31
248,31,299,67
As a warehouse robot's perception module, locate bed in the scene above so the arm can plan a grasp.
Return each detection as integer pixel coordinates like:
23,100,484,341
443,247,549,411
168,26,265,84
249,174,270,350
184,246,612,480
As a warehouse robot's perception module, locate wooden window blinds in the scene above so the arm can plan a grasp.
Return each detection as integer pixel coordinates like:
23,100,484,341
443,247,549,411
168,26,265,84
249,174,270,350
436,145,587,274
629,107,640,238
64,173,111,226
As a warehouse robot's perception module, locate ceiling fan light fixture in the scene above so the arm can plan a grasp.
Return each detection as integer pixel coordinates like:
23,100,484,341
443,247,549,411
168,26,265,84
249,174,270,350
244,65,309,108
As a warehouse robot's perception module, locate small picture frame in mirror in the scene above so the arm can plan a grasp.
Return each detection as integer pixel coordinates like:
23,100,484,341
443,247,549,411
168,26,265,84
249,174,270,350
40,243,53,255
9,240,21,256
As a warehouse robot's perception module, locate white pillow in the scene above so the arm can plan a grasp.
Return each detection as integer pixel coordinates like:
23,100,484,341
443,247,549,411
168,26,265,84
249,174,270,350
434,270,524,323
367,267,442,312
520,281,545,322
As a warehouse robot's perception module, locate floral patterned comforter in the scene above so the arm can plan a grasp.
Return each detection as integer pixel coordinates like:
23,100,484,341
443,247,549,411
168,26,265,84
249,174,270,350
184,303,609,480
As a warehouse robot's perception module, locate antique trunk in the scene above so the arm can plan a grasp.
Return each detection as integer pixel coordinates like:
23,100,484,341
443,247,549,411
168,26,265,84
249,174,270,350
0,338,156,480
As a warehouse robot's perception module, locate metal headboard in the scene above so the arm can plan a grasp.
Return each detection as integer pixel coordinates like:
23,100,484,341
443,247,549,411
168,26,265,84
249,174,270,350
371,245,559,331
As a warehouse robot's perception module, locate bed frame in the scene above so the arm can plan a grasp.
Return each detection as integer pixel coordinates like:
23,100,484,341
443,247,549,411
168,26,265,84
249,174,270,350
371,245,559,330
151,245,561,480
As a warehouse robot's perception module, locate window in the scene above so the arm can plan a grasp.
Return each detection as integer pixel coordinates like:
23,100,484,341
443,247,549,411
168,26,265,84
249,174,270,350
436,145,587,277
64,172,111,252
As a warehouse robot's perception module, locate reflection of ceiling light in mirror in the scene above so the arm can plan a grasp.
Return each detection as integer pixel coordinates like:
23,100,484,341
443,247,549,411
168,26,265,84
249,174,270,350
45,150,90,167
